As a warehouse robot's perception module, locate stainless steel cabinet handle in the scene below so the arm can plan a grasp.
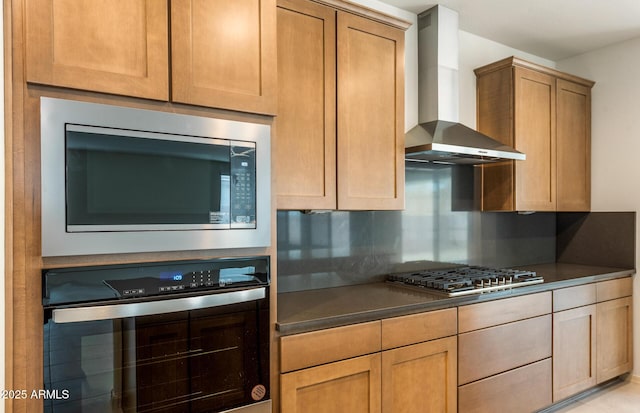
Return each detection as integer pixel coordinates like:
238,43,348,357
52,287,266,323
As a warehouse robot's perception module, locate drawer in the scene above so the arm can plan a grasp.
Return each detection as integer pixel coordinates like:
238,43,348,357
458,291,551,333
280,321,381,373
597,277,633,302
458,358,552,413
458,314,552,385
381,308,457,350
553,284,596,312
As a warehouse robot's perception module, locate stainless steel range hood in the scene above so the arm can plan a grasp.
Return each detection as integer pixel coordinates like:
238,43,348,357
405,5,525,165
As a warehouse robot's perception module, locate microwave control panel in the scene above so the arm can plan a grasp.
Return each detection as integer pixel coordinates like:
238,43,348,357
230,145,257,227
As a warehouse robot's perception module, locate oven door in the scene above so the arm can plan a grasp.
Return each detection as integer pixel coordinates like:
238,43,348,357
43,288,270,413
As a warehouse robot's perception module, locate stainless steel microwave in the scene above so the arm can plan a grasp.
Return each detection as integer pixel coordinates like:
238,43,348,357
40,98,271,257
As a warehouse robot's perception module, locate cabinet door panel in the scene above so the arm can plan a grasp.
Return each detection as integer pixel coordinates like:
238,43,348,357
597,296,633,383
557,79,591,211
276,0,337,209
553,305,596,401
458,315,552,385
337,12,404,210
514,67,556,211
382,336,456,413
458,358,552,413
26,0,169,100
280,354,381,413
171,0,277,114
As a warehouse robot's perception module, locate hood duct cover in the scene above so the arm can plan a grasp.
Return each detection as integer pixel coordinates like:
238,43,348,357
405,5,525,165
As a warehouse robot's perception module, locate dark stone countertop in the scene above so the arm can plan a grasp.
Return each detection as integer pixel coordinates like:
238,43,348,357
276,262,635,336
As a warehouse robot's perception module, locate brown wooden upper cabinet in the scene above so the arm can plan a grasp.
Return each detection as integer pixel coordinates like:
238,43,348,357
25,0,277,115
475,57,594,212
275,0,407,210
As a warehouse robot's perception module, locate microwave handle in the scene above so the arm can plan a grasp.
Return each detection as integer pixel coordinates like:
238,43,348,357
51,287,266,324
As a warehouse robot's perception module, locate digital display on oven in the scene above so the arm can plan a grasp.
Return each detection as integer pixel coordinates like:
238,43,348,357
159,271,183,282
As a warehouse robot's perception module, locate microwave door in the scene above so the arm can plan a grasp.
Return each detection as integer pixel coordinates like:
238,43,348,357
65,125,236,232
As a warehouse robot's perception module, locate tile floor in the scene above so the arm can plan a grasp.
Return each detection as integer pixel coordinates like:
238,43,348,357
549,377,640,413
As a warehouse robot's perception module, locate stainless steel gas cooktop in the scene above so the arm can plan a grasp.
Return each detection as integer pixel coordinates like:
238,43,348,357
387,266,543,297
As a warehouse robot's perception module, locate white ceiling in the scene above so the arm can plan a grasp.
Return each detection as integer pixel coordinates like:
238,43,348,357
380,0,640,60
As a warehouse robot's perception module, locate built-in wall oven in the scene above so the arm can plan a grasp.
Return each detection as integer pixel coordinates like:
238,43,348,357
43,256,271,413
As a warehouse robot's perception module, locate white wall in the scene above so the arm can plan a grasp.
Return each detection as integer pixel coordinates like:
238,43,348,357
558,38,640,378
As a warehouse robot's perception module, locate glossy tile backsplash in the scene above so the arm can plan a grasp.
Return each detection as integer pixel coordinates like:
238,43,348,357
277,163,557,292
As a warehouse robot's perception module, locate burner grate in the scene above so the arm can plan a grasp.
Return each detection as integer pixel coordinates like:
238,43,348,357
387,266,543,297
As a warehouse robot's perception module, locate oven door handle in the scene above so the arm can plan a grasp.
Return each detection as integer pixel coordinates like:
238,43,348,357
51,287,266,323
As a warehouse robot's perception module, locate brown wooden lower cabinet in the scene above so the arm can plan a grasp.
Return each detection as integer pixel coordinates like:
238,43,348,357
457,294,553,413
279,335,457,413
382,336,457,413
552,278,633,403
280,353,382,413
279,279,632,412
458,358,552,413
597,296,633,383
280,308,457,413
553,304,597,401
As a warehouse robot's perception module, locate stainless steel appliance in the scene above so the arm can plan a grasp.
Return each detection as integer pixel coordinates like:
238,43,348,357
388,266,543,297
404,5,525,164
40,97,271,257
43,256,271,413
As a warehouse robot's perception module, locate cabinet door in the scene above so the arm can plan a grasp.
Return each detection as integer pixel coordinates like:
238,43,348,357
337,12,405,210
171,0,277,114
514,66,556,211
280,353,381,413
276,0,337,209
557,79,591,211
25,0,169,100
382,336,456,413
553,305,596,401
597,296,633,383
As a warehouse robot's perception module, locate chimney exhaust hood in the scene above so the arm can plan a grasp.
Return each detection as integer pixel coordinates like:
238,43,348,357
405,5,525,165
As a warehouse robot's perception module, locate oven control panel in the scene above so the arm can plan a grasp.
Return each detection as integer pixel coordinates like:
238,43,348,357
107,266,265,298
43,256,270,306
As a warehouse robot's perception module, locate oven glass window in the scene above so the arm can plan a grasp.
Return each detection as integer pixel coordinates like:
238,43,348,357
44,302,269,413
